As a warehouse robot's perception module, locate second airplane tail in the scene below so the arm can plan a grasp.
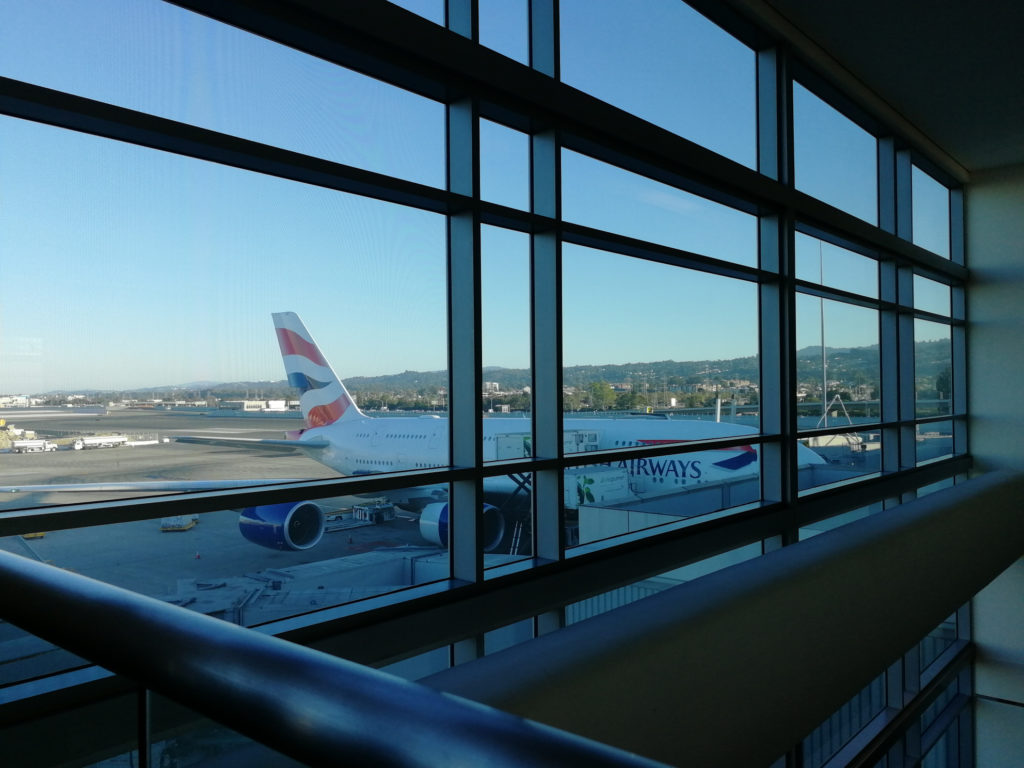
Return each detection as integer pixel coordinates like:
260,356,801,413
272,312,365,429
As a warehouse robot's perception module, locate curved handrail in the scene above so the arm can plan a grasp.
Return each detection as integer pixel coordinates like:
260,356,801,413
0,550,664,768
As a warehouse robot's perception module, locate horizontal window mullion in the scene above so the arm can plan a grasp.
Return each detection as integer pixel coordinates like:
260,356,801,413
795,281,893,310
906,308,961,325
562,222,767,283
0,76,453,215
0,468,476,537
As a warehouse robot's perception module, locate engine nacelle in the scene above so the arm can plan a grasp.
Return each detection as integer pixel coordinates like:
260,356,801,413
419,502,506,552
239,502,325,551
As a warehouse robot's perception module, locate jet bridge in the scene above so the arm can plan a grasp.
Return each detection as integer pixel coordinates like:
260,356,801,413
492,429,601,461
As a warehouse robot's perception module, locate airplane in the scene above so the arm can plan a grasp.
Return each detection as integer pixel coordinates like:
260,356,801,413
2,312,826,554
179,313,826,552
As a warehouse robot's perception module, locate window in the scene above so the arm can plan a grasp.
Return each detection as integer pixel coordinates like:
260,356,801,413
561,149,758,266
560,0,756,167
0,0,446,187
793,83,878,224
0,3,970,764
912,165,952,258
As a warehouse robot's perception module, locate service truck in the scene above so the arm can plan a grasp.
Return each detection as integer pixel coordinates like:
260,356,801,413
11,439,58,453
73,435,129,450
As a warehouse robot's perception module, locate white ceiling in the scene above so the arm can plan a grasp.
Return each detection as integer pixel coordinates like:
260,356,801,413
762,0,1024,174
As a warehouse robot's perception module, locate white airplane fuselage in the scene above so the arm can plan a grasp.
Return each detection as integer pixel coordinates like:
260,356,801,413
295,413,818,504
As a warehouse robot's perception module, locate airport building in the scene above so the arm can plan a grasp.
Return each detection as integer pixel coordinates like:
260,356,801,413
0,1,1022,766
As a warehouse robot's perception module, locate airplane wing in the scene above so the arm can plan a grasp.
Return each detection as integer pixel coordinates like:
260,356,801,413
0,478,308,494
173,436,330,452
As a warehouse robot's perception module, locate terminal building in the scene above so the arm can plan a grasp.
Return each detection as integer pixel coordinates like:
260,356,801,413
0,1,1022,766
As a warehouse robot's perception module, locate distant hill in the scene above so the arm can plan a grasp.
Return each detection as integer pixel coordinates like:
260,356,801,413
40,341,951,399
344,340,950,394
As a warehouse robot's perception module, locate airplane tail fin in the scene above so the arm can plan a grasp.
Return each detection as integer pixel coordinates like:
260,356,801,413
272,312,365,428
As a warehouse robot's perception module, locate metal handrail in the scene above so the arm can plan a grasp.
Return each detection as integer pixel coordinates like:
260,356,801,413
0,550,664,768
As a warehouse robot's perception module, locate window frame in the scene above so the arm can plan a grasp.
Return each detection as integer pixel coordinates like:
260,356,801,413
0,0,969,683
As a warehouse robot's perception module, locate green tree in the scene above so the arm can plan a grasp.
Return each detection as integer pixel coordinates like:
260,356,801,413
935,366,952,400
588,381,616,411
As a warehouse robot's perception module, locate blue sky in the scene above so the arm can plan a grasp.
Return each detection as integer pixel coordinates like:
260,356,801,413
0,0,941,393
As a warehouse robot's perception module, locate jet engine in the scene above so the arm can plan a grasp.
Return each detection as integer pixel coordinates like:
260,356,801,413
418,502,506,552
239,502,326,551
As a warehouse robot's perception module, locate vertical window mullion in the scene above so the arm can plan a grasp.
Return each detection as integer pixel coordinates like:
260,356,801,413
529,0,562,565
531,230,562,562
897,265,917,477
949,187,965,266
878,138,901,478
446,0,475,39
137,687,151,768
894,150,917,480
447,98,483,584
951,187,967,455
759,46,794,534
895,149,914,242
880,260,901,477
759,214,795,514
529,0,557,78
756,47,786,184
952,312,967,455
878,138,897,235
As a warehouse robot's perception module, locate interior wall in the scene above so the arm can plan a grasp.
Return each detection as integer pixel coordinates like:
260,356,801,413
966,163,1024,764
423,472,1024,767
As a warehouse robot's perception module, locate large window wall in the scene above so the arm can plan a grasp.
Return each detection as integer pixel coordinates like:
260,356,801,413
0,1,970,765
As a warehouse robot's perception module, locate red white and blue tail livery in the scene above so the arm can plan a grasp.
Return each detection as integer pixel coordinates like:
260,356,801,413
273,312,362,429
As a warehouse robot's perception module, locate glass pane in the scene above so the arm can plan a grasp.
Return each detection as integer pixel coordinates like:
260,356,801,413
1,487,458,684
917,420,954,464
485,617,534,654
912,165,951,258
480,0,529,63
2,687,137,767
562,246,759,418
799,502,882,540
566,542,760,624
149,695,305,767
0,497,449,678
387,0,445,25
380,646,451,680
798,429,882,492
482,226,532,420
0,0,446,187
0,117,461,663
561,245,763,545
480,119,530,210
0,116,448,501
0,618,90,686
569,452,762,548
794,83,878,224
915,320,952,417
921,729,957,768
917,477,955,498
796,295,880,428
920,613,957,672
795,231,878,298
915,275,952,316
562,149,758,266
480,227,534,561
802,673,886,768
920,679,959,734
560,0,756,167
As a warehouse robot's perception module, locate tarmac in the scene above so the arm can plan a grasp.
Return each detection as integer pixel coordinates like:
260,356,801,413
0,409,445,687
